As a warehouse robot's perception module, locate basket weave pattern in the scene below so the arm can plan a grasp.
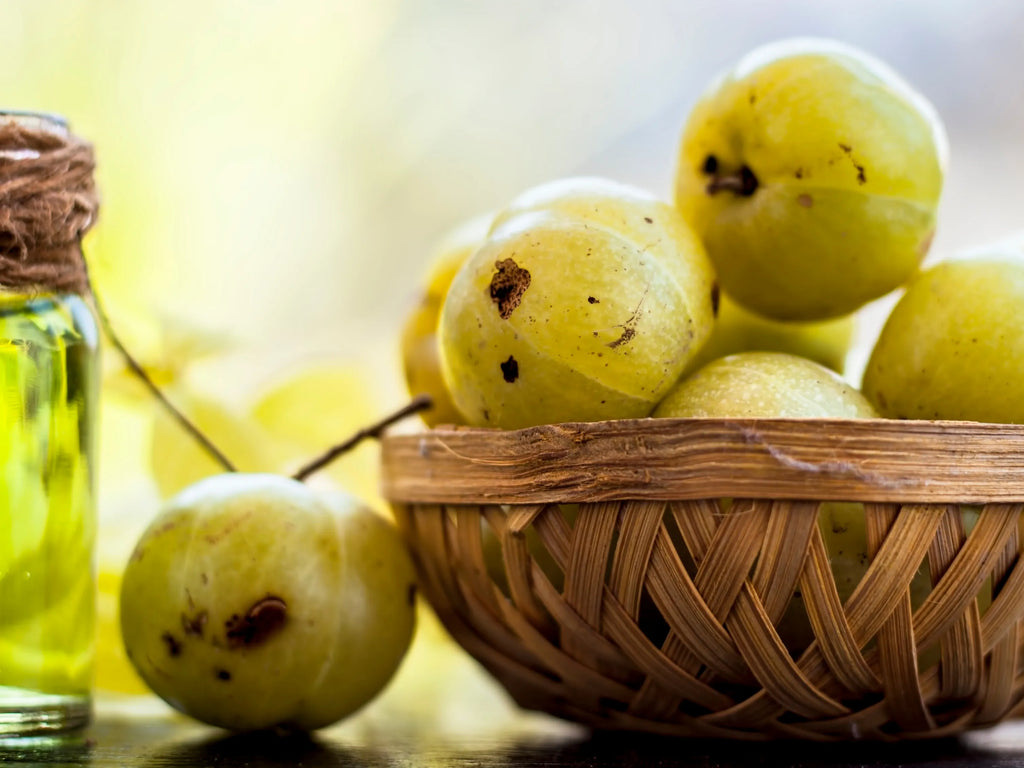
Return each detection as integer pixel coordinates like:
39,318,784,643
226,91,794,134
382,419,1024,740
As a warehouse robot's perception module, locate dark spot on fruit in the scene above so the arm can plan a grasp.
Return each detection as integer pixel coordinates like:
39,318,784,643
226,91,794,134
643,216,653,224
482,409,490,421
798,194,813,208
838,143,866,184
832,523,848,534
182,610,208,638
876,391,888,410
606,290,647,349
748,92,756,104
161,632,182,657
500,356,519,383
489,259,531,319
607,327,636,349
153,520,179,537
795,167,804,179
702,155,718,174
588,296,599,304
710,283,720,317
225,596,288,649
201,573,208,585
407,583,417,606
216,668,232,681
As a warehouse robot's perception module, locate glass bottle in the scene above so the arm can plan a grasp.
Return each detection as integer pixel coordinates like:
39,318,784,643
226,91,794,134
0,111,99,740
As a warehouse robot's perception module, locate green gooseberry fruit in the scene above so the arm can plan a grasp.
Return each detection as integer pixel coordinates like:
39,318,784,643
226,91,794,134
439,177,717,429
676,38,946,321
863,238,1024,423
119,473,416,732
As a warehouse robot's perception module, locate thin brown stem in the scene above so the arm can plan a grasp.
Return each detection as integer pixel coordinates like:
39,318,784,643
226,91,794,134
85,264,238,473
292,395,433,482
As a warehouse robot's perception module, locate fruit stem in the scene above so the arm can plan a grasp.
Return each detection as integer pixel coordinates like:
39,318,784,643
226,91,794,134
292,394,433,482
85,264,239,473
705,167,759,197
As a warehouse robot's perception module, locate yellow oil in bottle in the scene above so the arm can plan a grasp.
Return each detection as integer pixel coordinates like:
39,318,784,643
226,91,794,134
0,292,98,736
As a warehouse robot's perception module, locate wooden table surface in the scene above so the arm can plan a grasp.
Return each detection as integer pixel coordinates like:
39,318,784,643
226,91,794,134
7,704,1024,767
7,611,1024,768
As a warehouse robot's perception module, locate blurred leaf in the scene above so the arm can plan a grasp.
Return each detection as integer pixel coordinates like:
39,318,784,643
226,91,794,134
102,313,235,402
250,364,382,504
150,386,281,499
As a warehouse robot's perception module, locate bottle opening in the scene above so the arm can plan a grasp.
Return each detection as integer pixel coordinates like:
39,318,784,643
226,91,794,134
0,111,69,160
0,109,68,132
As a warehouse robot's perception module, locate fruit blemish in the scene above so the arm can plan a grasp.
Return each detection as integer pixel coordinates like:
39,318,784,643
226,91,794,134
488,259,530,318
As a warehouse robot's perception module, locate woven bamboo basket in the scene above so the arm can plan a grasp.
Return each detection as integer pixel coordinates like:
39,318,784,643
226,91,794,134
380,417,1024,741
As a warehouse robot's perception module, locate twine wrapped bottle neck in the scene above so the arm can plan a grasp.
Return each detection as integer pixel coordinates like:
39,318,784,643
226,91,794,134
0,115,98,295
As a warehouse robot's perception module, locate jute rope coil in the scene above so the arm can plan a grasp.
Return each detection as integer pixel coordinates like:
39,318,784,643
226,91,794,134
382,418,1024,740
0,117,98,295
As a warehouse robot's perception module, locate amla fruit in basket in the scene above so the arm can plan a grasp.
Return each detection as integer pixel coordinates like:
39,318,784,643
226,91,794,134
400,213,493,427
864,238,1024,423
654,352,933,649
120,473,416,732
680,292,854,377
439,177,717,429
675,38,946,321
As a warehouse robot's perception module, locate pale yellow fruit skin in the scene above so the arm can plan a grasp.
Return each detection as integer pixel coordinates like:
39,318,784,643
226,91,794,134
400,213,492,427
676,38,946,321
654,351,875,419
488,176,671,238
288,491,417,729
249,364,383,505
120,474,416,731
681,293,854,377
440,179,717,429
863,246,1024,423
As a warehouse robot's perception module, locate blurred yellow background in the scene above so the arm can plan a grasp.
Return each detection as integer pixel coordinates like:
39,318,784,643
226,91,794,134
2,0,1023,733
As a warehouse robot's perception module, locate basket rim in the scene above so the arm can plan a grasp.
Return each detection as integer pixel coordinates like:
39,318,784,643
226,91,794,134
380,417,1024,504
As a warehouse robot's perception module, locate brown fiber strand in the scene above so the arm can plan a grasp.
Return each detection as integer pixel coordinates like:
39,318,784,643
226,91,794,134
927,506,983,700
563,502,619,654
608,500,663,619
977,523,1020,723
486,507,550,632
867,503,934,732
799,531,880,696
751,501,819,623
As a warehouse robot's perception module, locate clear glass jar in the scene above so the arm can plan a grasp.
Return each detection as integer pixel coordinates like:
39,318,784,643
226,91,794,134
0,112,99,740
